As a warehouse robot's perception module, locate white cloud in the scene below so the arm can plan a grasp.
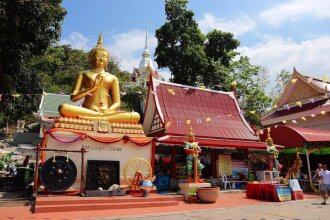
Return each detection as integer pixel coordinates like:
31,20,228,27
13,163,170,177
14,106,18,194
260,0,330,26
198,13,257,36
238,35,330,80
59,32,90,50
107,29,158,72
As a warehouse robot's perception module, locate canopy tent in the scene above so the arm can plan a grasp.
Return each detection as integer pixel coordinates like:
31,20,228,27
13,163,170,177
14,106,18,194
259,125,330,191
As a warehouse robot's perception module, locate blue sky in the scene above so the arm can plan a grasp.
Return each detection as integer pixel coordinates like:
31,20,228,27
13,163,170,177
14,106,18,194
60,0,330,86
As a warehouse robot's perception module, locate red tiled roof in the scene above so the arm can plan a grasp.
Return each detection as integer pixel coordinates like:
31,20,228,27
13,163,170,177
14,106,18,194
262,99,329,121
259,125,330,148
151,79,259,142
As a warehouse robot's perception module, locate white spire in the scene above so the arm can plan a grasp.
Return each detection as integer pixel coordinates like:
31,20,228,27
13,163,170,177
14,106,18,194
143,24,150,57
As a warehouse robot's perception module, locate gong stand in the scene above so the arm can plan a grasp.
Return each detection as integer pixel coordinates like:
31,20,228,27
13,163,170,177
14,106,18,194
33,145,87,196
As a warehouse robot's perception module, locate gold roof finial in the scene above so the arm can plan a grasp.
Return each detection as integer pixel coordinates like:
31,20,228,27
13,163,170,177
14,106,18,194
186,126,195,142
266,127,273,146
97,33,103,46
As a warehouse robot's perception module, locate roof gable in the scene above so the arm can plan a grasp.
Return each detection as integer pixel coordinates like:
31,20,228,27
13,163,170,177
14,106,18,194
278,68,329,106
143,78,258,141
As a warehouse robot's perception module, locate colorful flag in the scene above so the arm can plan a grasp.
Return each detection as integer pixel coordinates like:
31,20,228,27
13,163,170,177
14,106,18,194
167,88,175,95
320,111,326,115
272,104,278,109
323,76,328,83
301,117,306,121
296,101,302,108
200,86,206,90
291,79,298,83
310,98,314,103
282,120,287,124
284,104,290,110
216,114,221,119
186,120,191,125
249,110,256,114
176,120,182,127
196,118,202,124
42,92,48,96
12,93,20,98
206,117,211,122
231,81,237,86
307,77,313,83
292,120,297,123
311,114,316,117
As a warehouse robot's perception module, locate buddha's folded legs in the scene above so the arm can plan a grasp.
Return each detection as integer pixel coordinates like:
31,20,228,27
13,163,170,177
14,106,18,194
79,112,140,123
58,103,102,118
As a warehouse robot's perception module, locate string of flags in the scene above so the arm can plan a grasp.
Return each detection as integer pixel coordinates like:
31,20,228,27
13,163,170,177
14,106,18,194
164,113,230,128
0,92,67,102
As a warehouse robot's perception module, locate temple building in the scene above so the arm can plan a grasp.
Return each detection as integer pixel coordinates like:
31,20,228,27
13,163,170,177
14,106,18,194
261,68,330,129
132,28,158,87
143,77,266,189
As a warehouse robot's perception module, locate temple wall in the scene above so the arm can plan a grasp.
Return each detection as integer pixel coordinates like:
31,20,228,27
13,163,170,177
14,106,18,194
43,131,153,190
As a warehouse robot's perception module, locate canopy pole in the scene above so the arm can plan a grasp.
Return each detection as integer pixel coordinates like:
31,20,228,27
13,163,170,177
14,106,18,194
305,145,317,192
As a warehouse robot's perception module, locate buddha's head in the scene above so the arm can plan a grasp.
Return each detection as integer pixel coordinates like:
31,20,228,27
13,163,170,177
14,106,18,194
89,33,109,69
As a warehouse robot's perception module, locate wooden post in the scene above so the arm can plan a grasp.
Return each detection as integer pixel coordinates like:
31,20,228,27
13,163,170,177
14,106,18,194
80,147,86,194
170,146,176,178
193,155,198,183
33,144,40,195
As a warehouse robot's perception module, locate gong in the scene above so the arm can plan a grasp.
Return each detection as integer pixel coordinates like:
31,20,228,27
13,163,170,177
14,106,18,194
40,156,77,192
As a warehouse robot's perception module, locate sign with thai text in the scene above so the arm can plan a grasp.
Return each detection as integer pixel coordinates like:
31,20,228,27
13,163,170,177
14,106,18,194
276,184,292,201
218,154,232,176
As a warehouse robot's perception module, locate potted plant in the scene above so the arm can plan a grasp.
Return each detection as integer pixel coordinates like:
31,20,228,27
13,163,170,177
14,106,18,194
186,187,198,203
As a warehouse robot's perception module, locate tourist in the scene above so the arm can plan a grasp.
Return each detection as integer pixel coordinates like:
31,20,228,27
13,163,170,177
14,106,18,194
318,165,330,205
314,163,323,184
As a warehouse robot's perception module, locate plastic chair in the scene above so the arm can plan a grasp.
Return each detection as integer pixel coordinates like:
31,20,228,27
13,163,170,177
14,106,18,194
220,175,231,190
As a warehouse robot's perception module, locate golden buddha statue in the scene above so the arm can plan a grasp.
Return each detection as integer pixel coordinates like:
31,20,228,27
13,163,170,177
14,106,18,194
58,33,140,123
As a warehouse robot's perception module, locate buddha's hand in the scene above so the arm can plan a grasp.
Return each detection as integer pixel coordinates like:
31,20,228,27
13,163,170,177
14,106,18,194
93,74,103,88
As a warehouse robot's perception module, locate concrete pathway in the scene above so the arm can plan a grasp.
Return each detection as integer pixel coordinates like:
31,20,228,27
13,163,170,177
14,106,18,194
0,192,325,220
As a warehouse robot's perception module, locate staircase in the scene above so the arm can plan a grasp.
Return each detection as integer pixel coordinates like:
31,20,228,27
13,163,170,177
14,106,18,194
33,193,183,213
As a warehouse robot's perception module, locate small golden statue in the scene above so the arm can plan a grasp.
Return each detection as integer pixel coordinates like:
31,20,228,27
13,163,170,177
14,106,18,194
58,33,140,123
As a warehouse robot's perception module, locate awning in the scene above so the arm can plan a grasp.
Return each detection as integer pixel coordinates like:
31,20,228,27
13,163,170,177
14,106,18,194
158,136,266,149
260,125,330,149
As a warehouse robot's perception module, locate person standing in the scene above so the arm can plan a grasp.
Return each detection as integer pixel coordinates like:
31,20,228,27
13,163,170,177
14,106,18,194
319,165,330,205
314,163,323,186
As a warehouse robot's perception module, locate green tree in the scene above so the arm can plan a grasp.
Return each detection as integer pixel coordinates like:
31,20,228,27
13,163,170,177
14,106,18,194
155,0,207,85
270,69,291,104
0,0,66,125
155,0,239,87
228,56,272,125
121,86,147,121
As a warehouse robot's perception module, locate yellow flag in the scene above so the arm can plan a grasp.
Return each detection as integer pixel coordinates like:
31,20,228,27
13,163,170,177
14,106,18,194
296,101,302,107
167,88,175,95
206,117,211,122
272,104,278,109
231,81,237,86
323,76,328,83
301,117,306,121
291,79,298,83
165,121,171,128
200,86,206,90
186,120,191,125
249,110,256,114
12,93,20,98
282,120,287,124
42,92,48,96
321,111,326,115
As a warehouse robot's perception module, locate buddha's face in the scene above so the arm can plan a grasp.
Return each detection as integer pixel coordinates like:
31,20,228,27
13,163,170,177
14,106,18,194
91,50,109,69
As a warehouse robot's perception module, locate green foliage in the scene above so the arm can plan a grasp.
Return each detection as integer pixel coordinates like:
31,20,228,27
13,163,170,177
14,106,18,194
188,187,198,196
0,0,66,126
155,0,239,87
226,56,272,125
270,69,291,105
121,86,147,122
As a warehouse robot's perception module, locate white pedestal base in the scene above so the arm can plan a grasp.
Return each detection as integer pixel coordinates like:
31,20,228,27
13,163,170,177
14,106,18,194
178,182,211,195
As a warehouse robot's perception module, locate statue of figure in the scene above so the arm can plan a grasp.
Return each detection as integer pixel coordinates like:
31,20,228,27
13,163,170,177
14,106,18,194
58,34,140,123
